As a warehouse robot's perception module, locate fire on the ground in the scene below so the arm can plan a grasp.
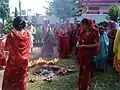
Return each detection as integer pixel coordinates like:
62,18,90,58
28,58,59,67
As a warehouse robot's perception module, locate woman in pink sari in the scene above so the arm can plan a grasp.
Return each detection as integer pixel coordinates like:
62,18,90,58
76,18,100,90
2,17,30,90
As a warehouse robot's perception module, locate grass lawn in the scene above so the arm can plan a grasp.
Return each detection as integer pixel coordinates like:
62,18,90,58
28,58,120,90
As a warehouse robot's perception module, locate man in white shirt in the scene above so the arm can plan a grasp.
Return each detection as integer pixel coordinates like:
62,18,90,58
26,21,36,53
27,21,36,35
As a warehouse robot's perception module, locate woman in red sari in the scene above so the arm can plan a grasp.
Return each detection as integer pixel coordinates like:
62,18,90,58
58,28,70,59
76,18,100,90
65,19,72,52
2,17,30,90
107,21,117,64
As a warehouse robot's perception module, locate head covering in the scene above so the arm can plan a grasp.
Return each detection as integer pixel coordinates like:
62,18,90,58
80,18,100,55
80,18,98,34
108,21,116,30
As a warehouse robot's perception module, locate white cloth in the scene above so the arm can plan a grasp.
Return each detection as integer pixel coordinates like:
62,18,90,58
26,25,36,48
27,25,36,35
28,31,34,47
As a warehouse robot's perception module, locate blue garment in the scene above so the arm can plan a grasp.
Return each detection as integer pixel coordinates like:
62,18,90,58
116,23,119,30
96,32,109,69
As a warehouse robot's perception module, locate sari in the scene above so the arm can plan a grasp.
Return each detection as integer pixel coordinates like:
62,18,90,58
113,29,120,72
58,32,70,59
75,27,81,55
77,18,100,90
114,55,120,72
2,29,30,90
96,32,109,70
0,39,6,67
65,20,72,52
40,30,54,58
108,21,117,63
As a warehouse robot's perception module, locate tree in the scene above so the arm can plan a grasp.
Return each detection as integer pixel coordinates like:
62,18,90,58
108,5,120,22
45,0,77,20
14,7,18,17
44,1,53,16
0,0,10,24
3,16,14,34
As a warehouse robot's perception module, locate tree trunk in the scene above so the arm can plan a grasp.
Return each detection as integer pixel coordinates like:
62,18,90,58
2,17,4,25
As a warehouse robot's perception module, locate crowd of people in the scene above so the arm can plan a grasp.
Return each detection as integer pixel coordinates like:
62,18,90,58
0,16,119,90
50,18,118,90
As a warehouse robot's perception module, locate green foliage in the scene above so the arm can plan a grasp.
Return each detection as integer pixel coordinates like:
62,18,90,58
35,26,41,40
108,5,120,22
3,16,14,34
46,0,77,20
0,0,10,24
45,2,53,16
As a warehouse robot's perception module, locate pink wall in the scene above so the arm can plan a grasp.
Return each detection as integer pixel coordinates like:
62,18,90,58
80,0,117,14
82,0,117,3
85,5,109,14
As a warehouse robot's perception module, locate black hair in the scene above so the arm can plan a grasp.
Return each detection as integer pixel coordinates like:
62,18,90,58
99,26,105,30
99,26,105,35
93,20,95,24
12,16,26,29
81,18,89,25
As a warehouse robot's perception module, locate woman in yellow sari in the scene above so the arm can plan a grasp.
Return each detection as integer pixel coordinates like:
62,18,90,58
113,28,120,82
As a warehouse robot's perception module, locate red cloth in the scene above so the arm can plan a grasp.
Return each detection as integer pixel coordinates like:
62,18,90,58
108,21,117,39
54,31,60,52
2,29,30,90
107,21,117,63
66,19,72,32
75,27,81,55
108,30,116,39
58,32,70,58
77,18,100,90
0,39,6,67
67,32,71,52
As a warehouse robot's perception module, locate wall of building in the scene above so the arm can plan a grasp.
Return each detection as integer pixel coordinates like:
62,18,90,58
99,5,110,13
71,14,108,23
82,0,117,3
85,5,109,14
81,0,119,14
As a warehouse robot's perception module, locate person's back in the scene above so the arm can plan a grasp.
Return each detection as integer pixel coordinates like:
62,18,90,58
2,16,30,90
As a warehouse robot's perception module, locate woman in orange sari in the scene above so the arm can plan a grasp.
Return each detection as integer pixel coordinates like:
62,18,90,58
76,18,100,90
2,17,30,90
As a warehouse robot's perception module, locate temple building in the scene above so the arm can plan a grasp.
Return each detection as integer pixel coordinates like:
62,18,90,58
79,0,120,14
